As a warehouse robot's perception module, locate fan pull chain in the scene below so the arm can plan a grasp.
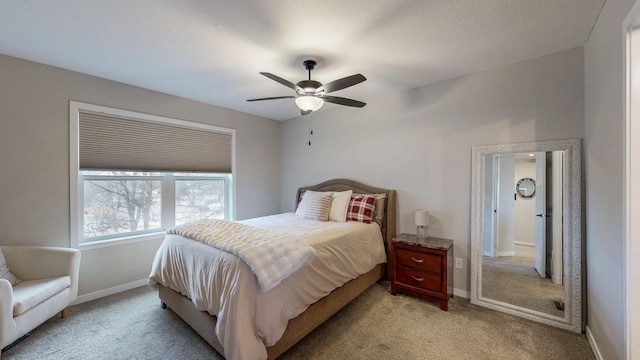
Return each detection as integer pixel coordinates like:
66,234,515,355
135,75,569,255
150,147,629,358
308,114,314,146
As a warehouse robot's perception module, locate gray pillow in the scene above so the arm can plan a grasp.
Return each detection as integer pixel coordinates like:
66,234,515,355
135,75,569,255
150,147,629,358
0,249,22,286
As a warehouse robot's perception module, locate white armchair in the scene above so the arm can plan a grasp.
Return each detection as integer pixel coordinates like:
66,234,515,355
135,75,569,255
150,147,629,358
0,246,81,356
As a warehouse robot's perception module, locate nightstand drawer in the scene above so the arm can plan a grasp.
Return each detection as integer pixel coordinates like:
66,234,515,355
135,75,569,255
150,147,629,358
395,267,441,292
396,248,441,273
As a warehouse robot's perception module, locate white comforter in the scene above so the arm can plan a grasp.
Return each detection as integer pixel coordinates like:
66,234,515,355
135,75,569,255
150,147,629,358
148,213,386,360
167,219,315,292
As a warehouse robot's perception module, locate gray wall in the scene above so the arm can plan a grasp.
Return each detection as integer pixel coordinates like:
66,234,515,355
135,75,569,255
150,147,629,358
0,54,282,296
584,0,636,358
281,47,585,296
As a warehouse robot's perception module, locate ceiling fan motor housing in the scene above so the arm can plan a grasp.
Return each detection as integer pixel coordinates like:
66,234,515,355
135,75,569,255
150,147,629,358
296,80,323,94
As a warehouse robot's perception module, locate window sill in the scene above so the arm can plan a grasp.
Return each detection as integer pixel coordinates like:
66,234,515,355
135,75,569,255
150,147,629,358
76,232,166,251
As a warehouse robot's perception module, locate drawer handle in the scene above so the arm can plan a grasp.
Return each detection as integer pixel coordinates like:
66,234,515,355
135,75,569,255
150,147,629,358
410,257,424,263
411,275,424,282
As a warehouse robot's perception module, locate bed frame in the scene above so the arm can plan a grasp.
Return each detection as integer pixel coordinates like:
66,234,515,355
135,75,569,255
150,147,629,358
158,179,396,359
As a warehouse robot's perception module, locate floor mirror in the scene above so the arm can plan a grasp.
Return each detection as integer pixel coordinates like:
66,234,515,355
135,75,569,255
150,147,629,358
470,138,582,333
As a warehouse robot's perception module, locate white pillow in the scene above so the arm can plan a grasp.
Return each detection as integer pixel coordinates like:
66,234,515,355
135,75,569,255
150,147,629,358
295,190,333,222
328,190,353,222
0,249,22,286
294,190,311,216
295,190,330,216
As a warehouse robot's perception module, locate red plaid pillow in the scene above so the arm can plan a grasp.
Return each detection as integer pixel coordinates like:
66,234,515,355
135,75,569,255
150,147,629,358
347,195,376,223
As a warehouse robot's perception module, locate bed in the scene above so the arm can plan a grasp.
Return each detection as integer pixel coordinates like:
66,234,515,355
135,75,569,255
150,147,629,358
149,179,396,360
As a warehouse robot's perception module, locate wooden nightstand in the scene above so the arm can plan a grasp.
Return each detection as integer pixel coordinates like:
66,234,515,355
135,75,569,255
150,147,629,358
390,233,454,311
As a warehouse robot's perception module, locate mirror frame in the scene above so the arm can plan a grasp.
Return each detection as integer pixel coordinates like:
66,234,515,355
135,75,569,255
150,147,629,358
470,138,582,333
516,177,536,198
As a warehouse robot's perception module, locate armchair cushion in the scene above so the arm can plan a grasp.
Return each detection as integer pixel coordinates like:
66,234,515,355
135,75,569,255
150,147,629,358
12,276,71,316
0,250,21,286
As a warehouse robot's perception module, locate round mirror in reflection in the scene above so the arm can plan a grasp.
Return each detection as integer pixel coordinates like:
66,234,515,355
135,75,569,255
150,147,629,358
516,177,536,198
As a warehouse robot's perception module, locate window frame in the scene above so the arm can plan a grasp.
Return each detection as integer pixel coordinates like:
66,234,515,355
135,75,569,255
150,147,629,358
70,101,236,250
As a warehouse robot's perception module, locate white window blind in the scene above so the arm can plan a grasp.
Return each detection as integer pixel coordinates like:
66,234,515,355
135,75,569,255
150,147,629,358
79,111,232,173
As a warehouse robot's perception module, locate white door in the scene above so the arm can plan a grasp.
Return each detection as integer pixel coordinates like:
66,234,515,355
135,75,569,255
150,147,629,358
491,156,499,257
497,155,515,256
534,152,547,278
482,155,498,257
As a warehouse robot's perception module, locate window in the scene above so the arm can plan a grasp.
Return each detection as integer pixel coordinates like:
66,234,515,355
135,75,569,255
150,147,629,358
70,102,235,247
81,171,230,241
174,175,227,225
82,172,163,239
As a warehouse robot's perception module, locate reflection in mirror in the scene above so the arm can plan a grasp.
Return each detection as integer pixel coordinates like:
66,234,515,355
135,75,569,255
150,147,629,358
516,177,536,198
470,139,582,333
481,153,562,317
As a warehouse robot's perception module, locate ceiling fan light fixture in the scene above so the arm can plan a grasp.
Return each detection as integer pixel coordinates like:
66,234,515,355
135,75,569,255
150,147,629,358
295,95,324,112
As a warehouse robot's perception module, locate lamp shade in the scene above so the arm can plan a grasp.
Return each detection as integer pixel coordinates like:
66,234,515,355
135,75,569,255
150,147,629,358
295,95,324,112
415,210,430,227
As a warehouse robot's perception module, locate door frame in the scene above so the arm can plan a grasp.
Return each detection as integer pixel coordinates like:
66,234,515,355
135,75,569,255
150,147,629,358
552,151,564,285
623,4,640,358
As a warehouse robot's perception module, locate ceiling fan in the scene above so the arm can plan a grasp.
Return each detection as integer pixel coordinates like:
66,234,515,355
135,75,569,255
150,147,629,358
247,60,367,115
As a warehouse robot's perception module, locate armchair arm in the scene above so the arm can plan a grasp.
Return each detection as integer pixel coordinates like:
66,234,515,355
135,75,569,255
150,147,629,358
0,278,16,349
1,246,81,303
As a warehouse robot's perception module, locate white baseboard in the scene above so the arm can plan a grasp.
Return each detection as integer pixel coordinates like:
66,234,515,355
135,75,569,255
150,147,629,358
453,288,469,298
497,251,515,257
514,241,535,247
586,326,603,360
74,278,148,305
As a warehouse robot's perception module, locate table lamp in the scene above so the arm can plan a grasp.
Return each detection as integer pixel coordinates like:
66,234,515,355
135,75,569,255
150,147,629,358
415,210,430,240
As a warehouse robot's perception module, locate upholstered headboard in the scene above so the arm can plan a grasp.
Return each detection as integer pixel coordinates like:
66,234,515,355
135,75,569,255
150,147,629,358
296,179,397,275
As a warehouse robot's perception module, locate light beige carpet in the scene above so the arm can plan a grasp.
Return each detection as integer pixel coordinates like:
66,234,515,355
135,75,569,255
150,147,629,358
2,282,594,360
482,252,565,317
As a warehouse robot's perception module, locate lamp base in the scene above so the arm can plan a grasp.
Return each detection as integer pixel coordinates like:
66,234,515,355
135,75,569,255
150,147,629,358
417,226,428,240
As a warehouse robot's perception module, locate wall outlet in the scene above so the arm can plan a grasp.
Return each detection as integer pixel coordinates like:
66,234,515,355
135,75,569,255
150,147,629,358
455,257,463,269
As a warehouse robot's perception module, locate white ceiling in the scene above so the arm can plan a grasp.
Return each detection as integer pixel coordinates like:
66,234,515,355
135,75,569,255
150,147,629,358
0,0,605,121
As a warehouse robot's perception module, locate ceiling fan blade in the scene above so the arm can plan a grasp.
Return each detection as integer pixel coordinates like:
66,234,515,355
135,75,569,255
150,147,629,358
321,95,366,108
315,74,366,95
260,72,303,93
246,96,295,102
